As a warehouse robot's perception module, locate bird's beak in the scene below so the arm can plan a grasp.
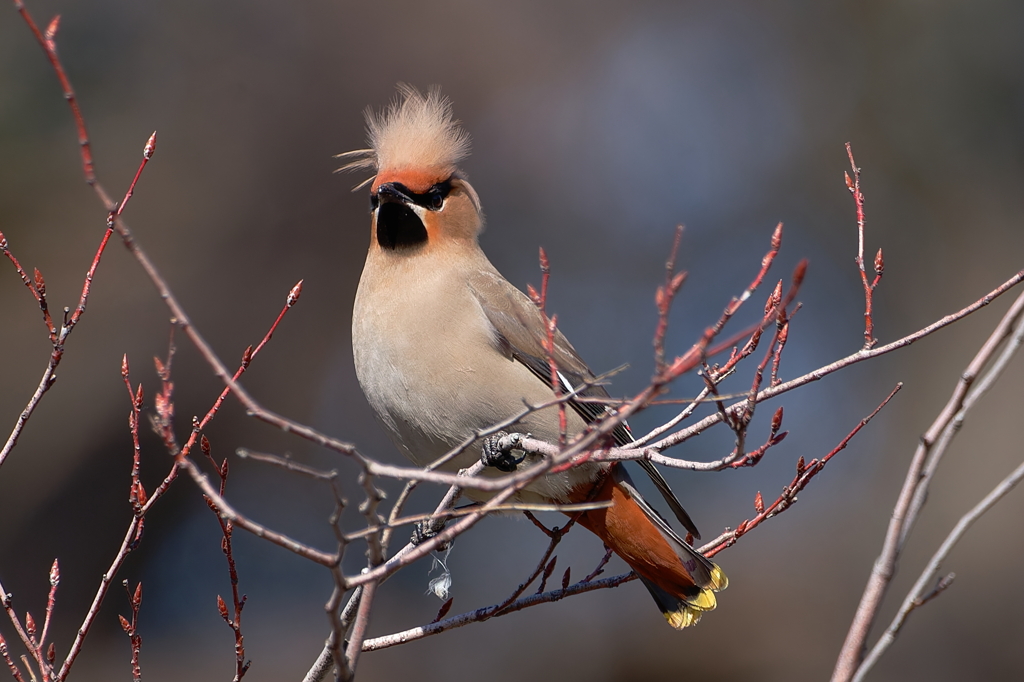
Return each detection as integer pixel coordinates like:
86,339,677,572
375,182,413,206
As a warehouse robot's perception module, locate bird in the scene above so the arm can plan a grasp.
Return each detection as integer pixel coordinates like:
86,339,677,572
342,85,727,629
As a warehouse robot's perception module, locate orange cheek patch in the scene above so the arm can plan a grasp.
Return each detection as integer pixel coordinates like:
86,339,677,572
372,167,446,193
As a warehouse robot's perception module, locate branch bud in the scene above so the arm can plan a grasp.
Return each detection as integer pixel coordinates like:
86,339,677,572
45,15,61,42
143,131,157,160
287,279,303,307
33,268,46,297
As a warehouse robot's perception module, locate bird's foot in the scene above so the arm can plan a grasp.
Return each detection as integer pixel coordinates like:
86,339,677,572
481,431,527,472
412,518,450,548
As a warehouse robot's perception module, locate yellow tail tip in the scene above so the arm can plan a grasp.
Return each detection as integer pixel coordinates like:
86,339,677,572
709,563,729,591
663,586,720,629
664,604,705,629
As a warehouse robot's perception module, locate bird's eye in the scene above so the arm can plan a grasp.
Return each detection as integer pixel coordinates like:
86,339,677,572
430,192,444,210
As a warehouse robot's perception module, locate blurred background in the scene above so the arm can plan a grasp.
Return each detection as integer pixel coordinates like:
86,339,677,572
1,0,1023,680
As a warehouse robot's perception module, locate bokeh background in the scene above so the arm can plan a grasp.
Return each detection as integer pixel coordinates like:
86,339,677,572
2,1,1023,680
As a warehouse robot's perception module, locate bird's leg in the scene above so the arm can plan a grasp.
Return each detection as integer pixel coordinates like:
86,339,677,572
411,518,448,547
411,503,480,547
481,431,528,472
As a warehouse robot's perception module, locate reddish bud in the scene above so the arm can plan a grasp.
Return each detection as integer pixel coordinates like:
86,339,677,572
133,582,143,606
33,268,46,297
49,559,60,588
45,15,61,42
874,248,884,276
538,247,549,272
220,458,229,479
765,281,782,315
121,354,130,379
792,259,808,287
796,456,805,473
754,491,765,514
771,222,783,251
135,481,148,507
241,345,253,366
217,595,229,620
561,567,571,590
143,131,157,160
25,612,36,638
655,286,666,311
47,642,55,663
119,614,131,634
736,520,748,534
844,171,854,191
433,597,453,623
135,383,144,408
542,556,557,583
201,434,211,458
287,279,303,307
526,283,542,307
153,355,166,378
771,407,784,435
670,271,687,294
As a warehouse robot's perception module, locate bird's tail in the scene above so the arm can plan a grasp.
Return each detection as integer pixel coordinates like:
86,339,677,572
572,464,728,628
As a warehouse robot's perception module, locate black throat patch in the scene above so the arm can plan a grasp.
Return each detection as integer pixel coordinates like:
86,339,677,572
376,203,427,250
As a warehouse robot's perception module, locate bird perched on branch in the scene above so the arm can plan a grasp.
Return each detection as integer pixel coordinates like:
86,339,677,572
343,85,726,628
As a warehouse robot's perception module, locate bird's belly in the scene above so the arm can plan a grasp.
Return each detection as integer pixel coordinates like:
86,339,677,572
353,321,602,502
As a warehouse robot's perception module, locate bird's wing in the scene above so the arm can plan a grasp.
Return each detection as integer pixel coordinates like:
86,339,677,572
467,270,701,538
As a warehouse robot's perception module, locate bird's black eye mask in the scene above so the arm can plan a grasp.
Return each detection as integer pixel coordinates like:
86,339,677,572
369,180,453,212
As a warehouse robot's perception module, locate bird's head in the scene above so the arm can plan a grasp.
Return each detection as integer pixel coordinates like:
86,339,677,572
338,85,483,252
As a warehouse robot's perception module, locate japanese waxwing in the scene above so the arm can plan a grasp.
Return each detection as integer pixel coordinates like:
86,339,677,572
342,85,727,628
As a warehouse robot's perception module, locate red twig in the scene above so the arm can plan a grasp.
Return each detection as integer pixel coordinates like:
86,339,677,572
706,383,902,559
653,225,688,373
36,560,59,672
13,2,95,184
527,249,568,445
706,222,783,347
0,129,155,472
581,546,614,583
0,633,27,682
203,438,251,682
0,234,56,341
0,576,52,681
118,582,143,682
846,143,882,349
173,280,302,466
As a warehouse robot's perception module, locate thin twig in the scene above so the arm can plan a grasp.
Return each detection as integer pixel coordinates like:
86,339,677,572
832,288,1024,682
854,456,1024,681
360,571,639,652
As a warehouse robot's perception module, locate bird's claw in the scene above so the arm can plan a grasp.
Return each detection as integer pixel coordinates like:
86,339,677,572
412,518,450,549
481,431,526,472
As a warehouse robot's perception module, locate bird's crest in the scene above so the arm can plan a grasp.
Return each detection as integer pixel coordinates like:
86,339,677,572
337,84,471,192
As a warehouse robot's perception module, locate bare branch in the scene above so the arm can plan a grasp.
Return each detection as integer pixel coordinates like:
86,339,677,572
833,288,1024,682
